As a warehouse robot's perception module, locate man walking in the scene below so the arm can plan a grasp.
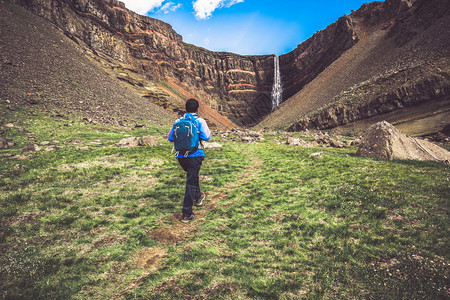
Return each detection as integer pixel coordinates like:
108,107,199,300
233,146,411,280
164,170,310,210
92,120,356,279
167,98,212,222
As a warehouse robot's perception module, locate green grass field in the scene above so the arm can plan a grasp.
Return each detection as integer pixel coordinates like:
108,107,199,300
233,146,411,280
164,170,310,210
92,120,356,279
0,109,449,299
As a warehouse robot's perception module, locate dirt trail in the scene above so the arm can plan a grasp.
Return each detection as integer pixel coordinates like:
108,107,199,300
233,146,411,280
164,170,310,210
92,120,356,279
114,149,263,298
148,151,262,245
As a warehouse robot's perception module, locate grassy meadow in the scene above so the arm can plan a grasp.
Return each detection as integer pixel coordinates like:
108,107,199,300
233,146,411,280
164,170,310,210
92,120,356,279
0,107,449,299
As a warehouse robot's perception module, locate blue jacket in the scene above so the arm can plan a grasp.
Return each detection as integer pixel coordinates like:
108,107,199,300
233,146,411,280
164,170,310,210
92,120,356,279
167,113,212,158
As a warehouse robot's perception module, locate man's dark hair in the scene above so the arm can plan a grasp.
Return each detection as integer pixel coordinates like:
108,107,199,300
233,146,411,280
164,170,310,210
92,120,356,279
186,98,199,113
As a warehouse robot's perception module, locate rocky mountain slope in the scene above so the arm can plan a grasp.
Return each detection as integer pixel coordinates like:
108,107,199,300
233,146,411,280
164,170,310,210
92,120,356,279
258,0,450,137
0,1,175,128
4,0,272,128
2,0,449,136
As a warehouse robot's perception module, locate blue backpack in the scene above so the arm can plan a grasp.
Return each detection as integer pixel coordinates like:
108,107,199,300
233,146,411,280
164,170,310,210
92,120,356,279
172,115,200,157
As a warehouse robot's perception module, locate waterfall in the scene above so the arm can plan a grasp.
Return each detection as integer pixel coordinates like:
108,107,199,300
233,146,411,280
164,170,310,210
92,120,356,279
271,55,283,110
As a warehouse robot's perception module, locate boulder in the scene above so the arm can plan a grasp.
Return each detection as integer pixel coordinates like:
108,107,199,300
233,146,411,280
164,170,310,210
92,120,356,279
0,139,7,149
241,136,254,143
330,139,345,148
140,135,158,147
350,139,362,146
13,155,29,160
313,133,333,147
286,137,311,147
117,137,139,148
44,145,57,152
65,139,82,145
203,142,222,148
356,121,450,163
22,143,41,153
310,152,323,157
246,131,263,138
13,164,23,172
0,138,15,149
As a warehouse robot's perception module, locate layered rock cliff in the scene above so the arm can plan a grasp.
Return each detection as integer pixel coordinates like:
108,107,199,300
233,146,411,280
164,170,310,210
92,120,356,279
279,15,359,102
257,0,450,137
6,0,276,127
6,0,449,134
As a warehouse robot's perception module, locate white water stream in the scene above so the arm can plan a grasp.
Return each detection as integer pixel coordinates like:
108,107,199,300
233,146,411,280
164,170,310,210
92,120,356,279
271,55,283,110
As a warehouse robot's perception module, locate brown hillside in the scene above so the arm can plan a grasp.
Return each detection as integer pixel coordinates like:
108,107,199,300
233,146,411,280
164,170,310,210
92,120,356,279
2,0,448,135
0,2,175,127
3,0,256,128
256,0,450,137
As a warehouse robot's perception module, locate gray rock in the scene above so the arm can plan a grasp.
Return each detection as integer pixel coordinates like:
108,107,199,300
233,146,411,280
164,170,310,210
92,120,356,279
310,152,323,157
287,137,311,147
0,139,7,149
314,132,332,145
13,155,29,160
246,131,263,138
203,142,222,148
140,135,158,147
44,145,57,152
330,140,345,148
350,139,361,146
241,136,254,143
356,121,450,163
22,143,41,153
117,137,139,148
0,138,15,149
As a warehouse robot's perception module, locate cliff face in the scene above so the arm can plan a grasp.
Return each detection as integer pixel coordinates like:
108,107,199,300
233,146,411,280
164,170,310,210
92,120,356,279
7,0,448,133
277,0,427,104
0,2,175,128
7,0,275,126
279,16,359,101
284,0,450,134
288,73,450,133
257,0,450,137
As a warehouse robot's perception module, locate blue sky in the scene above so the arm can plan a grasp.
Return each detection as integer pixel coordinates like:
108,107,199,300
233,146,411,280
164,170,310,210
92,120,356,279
120,0,376,55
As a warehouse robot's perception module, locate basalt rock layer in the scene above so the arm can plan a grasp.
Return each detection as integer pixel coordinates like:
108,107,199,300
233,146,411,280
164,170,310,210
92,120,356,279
259,0,450,136
287,68,450,133
5,0,449,133
6,0,275,127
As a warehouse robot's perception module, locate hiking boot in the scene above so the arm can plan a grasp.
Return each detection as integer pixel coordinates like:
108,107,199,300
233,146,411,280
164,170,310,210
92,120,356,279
181,213,195,223
194,192,206,206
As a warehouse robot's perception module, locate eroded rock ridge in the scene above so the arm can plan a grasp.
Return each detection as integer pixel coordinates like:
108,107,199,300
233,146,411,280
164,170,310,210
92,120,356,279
6,0,449,131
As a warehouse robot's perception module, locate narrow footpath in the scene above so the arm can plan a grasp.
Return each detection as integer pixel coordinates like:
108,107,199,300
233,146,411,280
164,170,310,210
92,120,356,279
114,147,263,298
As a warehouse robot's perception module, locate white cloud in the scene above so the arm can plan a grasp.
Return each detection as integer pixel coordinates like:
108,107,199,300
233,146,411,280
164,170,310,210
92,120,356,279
161,2,182,14
192,0,244,20
121,0,182,15
223,0,244,8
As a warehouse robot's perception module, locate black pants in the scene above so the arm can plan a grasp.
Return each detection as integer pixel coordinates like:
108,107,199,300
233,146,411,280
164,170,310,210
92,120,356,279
178,156,203,215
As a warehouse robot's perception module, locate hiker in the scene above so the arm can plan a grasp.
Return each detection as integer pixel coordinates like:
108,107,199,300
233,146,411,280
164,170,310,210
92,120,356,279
167,98,212,222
